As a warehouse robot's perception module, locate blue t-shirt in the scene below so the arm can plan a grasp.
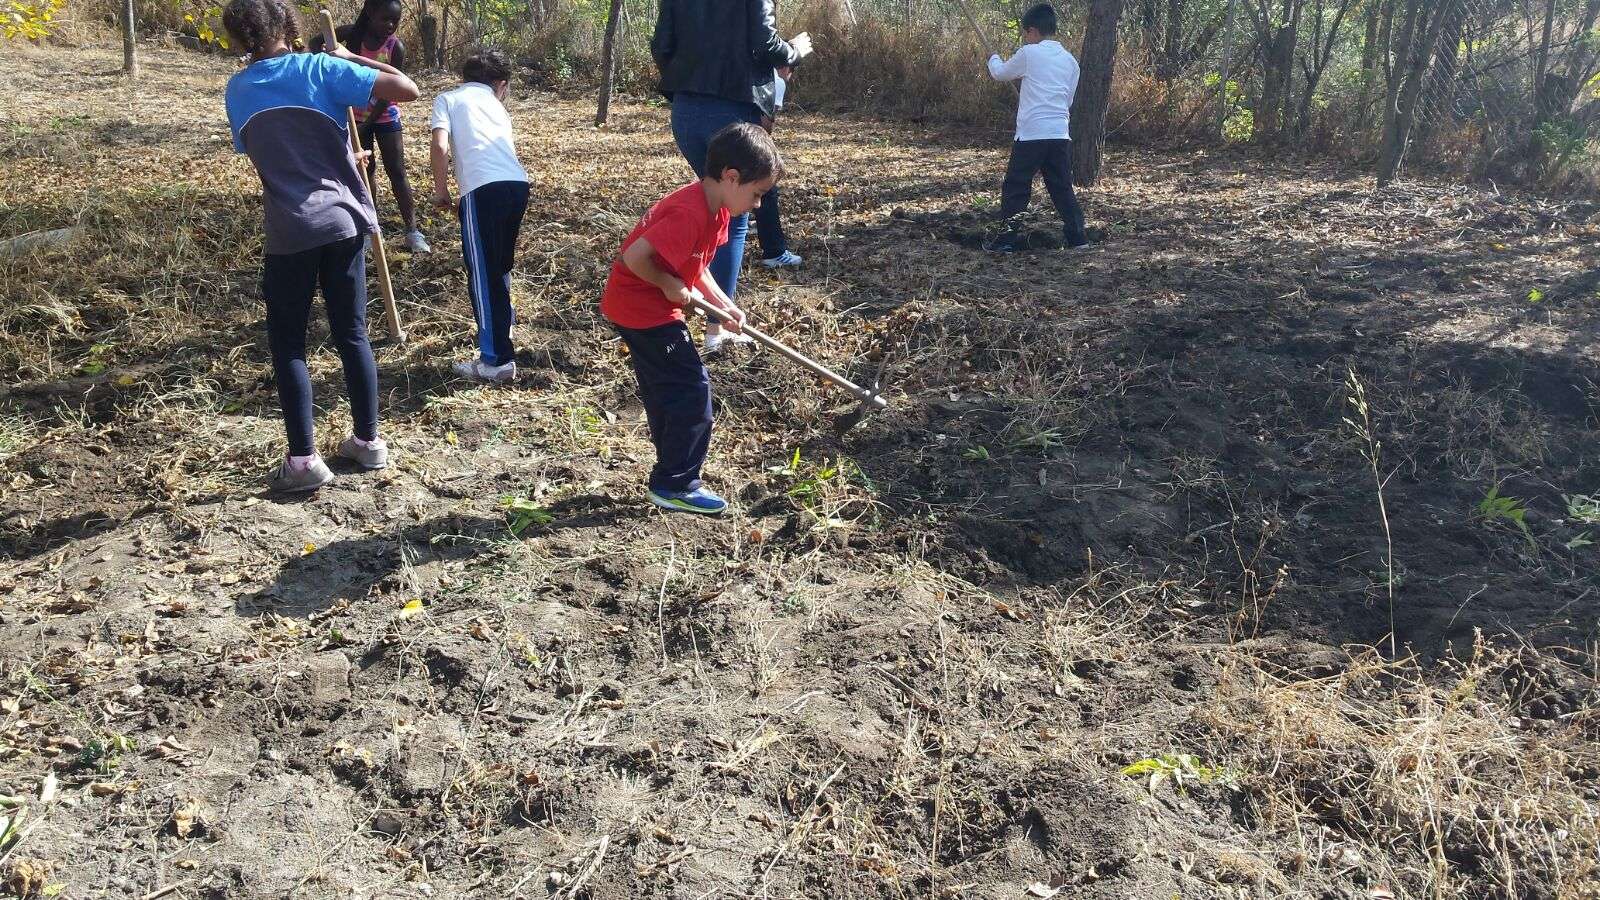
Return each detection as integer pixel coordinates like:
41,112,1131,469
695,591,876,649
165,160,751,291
225,52,381,255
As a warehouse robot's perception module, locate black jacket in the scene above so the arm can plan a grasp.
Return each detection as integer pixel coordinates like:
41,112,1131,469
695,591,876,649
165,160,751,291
651,0,800,118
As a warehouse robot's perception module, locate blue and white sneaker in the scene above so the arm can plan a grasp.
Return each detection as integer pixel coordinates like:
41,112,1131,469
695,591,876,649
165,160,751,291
760,250,803,268
648,486,728,515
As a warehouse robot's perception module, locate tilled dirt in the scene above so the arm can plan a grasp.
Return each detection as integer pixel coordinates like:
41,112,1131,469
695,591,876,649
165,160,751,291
1,41,1598,900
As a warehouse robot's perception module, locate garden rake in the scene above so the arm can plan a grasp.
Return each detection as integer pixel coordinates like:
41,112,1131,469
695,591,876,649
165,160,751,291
688,291,889,433
319,8,406,344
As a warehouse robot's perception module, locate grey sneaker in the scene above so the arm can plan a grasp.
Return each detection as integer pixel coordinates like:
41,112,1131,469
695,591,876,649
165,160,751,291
271,457,335,493
403,230,431,253
453,359,516,383
336,436,390,470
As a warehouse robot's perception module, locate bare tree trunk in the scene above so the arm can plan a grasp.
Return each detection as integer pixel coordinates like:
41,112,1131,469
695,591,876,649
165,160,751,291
1355,0,1380,130
1376,0,1457,185
121,0,137,75
595,0,625,126
1295,0,1357,137
1534,0,1556,98
1072,0,1127,186
1216,0,1240,137
1377,0,1422,163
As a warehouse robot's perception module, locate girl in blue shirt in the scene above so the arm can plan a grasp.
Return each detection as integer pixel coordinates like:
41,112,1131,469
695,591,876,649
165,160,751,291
222,0,418,492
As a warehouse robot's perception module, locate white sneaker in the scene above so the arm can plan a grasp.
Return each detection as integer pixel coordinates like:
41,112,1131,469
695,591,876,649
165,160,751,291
760,250,803,268
403,230,431,253
702,331,754,354
453,359,516,383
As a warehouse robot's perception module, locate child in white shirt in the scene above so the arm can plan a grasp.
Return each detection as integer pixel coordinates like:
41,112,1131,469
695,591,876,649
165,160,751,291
430,51,531,383
985,3,1090,252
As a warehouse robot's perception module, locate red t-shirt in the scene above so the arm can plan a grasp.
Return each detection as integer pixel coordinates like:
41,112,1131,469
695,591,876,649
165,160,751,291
601,181,730,330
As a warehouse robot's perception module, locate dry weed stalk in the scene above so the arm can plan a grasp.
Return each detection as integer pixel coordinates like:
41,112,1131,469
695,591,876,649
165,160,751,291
1345,368,1398,656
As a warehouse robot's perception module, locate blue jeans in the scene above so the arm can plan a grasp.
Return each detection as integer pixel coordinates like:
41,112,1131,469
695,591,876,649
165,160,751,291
670,92,762,300
753,184,787,260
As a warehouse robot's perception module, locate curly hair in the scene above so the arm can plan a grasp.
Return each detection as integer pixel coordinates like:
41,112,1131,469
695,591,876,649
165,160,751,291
222,0,301,60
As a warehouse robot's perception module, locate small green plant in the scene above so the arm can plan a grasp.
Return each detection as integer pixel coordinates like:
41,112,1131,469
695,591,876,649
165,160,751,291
500,496,554,536
767,447,804,477
1476,484,1534,547
77,733,135,774
1526,288,1545,304
1006,423,1066,454
1563,493,1600,525
565,405,602,442
1121,752,1237,792
78,342,114,376
1533,116,1592,182
0,798,25,851
961,445,991,462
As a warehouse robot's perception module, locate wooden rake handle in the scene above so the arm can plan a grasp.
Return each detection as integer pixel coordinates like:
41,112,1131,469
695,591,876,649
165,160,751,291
319,8,405,343
689,292,887,411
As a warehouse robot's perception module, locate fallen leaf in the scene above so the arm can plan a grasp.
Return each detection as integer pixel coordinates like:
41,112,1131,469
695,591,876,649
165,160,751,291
1026,883,1060,898
301,542,316,556
114,374,137,387
38,772,56,804
1370,888,1396,900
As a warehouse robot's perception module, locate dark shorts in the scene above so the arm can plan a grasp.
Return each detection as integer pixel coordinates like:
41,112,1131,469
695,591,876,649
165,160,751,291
358,116,403,136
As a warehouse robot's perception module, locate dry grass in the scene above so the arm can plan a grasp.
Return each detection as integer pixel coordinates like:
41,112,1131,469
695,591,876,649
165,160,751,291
1,34,1598,900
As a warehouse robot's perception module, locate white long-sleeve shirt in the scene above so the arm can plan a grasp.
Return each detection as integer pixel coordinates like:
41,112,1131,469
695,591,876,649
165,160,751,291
987,40,1080,142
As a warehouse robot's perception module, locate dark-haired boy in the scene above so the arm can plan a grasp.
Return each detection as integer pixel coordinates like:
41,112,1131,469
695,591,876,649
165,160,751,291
602,123,780,515
430,51,530,382
985,2,1090,252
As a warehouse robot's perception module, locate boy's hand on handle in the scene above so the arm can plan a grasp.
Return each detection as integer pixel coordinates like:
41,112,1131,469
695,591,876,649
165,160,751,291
432,189,453,210
789,31,813,60
688,289,745,334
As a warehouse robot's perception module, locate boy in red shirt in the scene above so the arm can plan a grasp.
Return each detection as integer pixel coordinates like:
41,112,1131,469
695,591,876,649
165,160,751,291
602,123,781,514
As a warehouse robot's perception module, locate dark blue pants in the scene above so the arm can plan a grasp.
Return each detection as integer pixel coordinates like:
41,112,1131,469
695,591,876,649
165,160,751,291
261,234,379,457
614,321,711,493
669,92,761,300
1000,138,1088,246
461,180,530,367
753,183,787,260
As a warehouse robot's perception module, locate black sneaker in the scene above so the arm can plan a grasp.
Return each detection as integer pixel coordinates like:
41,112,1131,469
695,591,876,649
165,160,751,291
984,234,1022,253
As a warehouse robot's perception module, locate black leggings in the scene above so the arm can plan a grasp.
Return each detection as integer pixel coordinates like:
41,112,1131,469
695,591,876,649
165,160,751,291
262,235,379,456
357,124,417,231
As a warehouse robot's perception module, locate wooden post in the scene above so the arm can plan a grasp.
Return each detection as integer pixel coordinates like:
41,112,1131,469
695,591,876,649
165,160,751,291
121,0,137,75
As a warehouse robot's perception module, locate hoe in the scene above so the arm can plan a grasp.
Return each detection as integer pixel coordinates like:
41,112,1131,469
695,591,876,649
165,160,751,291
689,291,889,433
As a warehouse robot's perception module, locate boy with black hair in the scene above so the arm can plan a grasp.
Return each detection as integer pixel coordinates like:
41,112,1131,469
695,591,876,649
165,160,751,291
430,50,531,383
985,2,1091,253
601,123,781,515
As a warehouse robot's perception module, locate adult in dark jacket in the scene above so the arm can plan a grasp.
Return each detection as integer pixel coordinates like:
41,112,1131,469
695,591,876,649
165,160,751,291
651,0,812,306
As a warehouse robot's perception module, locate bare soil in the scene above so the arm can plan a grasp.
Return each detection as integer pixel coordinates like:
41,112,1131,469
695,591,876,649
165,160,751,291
1,41,1598,900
